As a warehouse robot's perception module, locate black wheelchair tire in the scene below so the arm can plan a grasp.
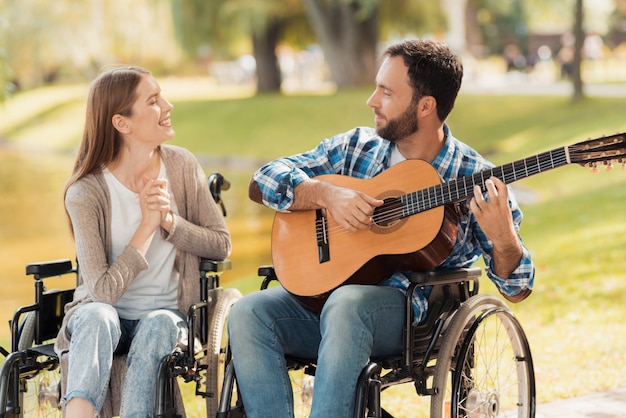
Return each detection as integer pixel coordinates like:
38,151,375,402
205,288,242,418
430,294,535,418
17,312,36,352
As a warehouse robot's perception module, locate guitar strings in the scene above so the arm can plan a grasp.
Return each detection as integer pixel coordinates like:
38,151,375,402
314,150,571,241
311,136,625,242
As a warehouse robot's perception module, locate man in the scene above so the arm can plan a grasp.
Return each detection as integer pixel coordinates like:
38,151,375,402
228,39,534,418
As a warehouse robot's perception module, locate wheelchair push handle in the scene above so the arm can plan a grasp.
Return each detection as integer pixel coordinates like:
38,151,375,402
208,172,230,217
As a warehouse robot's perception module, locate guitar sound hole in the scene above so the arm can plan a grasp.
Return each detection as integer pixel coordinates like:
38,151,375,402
373,198,403,227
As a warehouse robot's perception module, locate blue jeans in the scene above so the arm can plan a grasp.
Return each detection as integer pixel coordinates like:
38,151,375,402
64,302,187,418
228,284,405,418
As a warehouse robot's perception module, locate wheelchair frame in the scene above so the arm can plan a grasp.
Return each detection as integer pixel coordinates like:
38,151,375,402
217,266,536,418
0,173,241,418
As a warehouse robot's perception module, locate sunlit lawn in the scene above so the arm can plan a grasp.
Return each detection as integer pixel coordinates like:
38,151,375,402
1,78,625,415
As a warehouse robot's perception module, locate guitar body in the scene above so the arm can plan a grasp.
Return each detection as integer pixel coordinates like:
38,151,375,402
271,160,459,311
269,132,626,312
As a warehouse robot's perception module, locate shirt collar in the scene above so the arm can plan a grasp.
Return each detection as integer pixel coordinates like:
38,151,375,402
431,123,455,176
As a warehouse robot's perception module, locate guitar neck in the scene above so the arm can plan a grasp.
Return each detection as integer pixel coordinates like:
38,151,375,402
403,145,570,216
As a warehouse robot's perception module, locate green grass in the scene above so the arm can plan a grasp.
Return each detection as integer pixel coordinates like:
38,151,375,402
169,88,374,159
1,81,626,409
168,91,626,162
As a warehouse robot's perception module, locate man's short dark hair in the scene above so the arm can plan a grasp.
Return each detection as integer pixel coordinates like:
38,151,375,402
384,39,463,122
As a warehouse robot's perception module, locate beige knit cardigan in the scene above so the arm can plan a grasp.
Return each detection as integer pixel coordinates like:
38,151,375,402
54,145,231,407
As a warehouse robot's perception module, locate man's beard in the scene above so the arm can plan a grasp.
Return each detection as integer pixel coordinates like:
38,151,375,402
376,102,418,142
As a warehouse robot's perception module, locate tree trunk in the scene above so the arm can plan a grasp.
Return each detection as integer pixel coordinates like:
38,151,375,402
253,20,282,93
572,0,585,101
302,0,378,88
441,0,468,54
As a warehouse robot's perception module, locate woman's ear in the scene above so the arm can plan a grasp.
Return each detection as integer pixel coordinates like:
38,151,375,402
112,114,130,134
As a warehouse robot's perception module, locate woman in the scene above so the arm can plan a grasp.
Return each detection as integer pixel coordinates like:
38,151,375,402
54,66,232,417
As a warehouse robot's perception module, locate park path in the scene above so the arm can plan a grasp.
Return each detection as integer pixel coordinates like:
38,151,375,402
537,386,626,417
461,75,626,98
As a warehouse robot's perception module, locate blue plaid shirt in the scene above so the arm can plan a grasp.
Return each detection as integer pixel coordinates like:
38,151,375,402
253,125,535,322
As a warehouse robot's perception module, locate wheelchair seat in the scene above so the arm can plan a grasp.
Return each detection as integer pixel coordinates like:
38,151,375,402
217,266,534,418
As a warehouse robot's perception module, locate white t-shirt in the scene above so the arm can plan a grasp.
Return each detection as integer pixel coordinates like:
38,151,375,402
389,144,406,166
103,163,179,320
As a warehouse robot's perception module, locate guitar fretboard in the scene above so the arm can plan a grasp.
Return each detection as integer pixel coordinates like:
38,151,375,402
401,146,569,216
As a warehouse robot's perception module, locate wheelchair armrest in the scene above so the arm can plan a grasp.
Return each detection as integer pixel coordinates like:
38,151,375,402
25,258,75,279
257,265,276,277
258,265,278,290
409,267,482,286
199,259,232,273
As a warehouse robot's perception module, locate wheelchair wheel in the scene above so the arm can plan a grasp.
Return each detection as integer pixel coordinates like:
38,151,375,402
216,357,314,418
430,294,535,418
17,312,36,352
205,288,242,418
0,343,62,417
292,369,314,418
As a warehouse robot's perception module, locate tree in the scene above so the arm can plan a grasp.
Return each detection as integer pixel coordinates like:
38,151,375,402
303,0,446,89
2,0,182,90
301,0,378,88
465,0,529,59
523,0,592,100
174,0,446,92
218,0,311,93
251,18,283,93
172,0,311,93
571,0,585,101
0,6,13,101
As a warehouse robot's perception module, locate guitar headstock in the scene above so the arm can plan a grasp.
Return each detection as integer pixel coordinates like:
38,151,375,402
568,132,626,172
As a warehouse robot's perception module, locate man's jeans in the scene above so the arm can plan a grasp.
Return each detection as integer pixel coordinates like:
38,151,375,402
65,302,187,417
228,284,405,418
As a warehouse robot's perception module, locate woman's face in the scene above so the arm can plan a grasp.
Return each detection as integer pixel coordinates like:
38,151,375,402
123,74,175,147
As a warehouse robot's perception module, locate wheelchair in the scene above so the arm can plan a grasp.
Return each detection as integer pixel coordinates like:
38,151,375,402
0,173,242,418
217,266,535,418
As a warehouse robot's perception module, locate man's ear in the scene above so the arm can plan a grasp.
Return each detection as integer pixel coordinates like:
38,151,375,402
112,114,130,134
417,96,437,118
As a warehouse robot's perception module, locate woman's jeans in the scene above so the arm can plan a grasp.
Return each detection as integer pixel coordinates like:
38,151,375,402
64,302,187,418
228,284,406,418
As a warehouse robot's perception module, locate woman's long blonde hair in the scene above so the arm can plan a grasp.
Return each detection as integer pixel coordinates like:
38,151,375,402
64,66,150,227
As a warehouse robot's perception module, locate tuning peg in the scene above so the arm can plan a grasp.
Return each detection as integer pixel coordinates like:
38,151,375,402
604,161,614,172
589,162,599,173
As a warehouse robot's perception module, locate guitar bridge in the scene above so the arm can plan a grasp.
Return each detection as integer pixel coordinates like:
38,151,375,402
315,209,330,263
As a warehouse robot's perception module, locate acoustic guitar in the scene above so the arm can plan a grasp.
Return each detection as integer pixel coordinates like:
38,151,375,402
270,133,626,311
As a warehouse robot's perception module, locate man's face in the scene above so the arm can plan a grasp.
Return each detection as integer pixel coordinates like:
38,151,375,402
366,56,418,142
376,99,418,143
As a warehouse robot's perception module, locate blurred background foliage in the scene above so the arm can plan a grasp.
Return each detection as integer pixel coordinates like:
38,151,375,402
0,0,625,96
